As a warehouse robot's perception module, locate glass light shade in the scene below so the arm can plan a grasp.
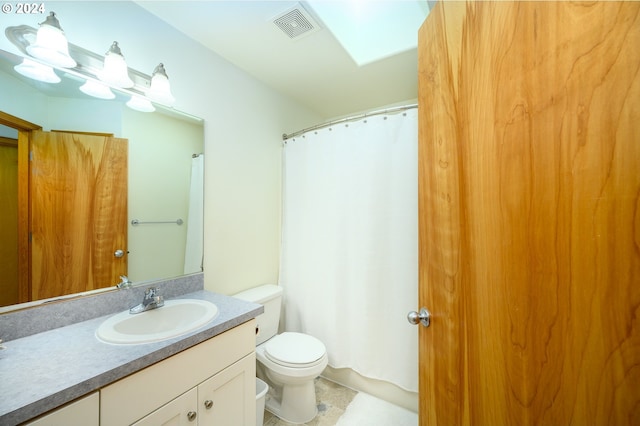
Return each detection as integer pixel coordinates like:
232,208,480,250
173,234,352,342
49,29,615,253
14,58,61,83
99,42,134,88
79,79,115,99
146,63,175,106
25,12,76,68
126,95,155,112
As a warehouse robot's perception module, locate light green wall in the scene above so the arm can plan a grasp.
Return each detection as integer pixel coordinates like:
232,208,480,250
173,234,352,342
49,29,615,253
123,108,203,282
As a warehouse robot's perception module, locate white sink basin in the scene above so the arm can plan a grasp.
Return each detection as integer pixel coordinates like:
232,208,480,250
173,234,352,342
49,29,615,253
96,299,219,344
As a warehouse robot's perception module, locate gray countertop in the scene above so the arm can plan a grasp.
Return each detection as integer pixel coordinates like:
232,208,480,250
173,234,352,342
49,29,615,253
0,290,262,425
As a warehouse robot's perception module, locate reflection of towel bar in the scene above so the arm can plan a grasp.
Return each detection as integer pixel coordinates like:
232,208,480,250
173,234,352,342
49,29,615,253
131,219,184,226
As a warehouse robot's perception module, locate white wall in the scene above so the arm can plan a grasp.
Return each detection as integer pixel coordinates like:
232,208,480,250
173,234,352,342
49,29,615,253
0,68,48,123
0,1,323,296
0,70,122,133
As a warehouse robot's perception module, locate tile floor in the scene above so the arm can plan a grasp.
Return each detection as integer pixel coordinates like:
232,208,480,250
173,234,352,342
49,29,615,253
262,377,418,426
263,377,357,426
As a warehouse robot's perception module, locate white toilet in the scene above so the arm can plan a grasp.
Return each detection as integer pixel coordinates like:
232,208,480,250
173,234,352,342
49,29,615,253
234,284,328,424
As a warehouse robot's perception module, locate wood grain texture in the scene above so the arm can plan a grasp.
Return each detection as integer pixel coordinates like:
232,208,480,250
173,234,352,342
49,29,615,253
0,111,44,304
418,2,640,425
30,131,128,299
17,130,31,303
0,144,18,306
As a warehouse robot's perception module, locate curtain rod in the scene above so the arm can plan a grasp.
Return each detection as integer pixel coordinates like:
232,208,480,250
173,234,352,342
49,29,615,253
282,103,418,141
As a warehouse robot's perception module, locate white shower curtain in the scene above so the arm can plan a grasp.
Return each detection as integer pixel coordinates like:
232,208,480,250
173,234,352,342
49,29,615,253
279,109,418,392
183,154,204,274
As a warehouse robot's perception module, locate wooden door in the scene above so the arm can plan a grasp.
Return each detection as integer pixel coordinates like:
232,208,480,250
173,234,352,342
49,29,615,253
0,137,18,306
30,131,128,300
417,2,640,425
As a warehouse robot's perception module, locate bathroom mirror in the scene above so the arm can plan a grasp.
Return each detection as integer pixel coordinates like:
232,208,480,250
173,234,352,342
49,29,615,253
0,49,204,310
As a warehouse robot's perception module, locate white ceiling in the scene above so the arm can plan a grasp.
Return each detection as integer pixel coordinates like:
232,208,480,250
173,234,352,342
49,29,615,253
135,1,430,119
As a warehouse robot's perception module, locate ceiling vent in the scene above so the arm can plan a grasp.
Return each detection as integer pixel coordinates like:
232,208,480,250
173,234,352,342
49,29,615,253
273,4,321,40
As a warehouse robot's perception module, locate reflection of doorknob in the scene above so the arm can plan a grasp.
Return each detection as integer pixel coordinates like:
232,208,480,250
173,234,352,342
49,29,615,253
114,249,124,258
407,308,431,327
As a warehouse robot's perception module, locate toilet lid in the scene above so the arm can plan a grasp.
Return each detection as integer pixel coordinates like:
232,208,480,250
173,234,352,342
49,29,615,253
265,332,326,366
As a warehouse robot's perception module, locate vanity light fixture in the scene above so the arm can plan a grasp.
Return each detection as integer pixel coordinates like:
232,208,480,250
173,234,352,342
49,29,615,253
79,79,115,100
13,58,61,83
146,63,175,106
6,17,177,112
99,41,134,88
126,95,155,112
25,12,76,68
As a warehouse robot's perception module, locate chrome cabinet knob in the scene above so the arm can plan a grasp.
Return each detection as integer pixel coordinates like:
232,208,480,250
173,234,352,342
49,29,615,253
187,411,197,421
204,399,213,409
407,307,431,327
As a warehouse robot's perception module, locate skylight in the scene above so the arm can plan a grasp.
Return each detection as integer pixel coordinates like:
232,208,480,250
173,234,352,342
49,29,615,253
305,0,431,66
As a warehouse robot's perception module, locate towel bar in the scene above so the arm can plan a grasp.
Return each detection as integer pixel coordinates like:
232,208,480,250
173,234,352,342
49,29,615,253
131,219,183,226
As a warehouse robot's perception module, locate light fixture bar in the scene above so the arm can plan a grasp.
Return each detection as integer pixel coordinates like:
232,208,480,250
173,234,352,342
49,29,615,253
6,24,153,98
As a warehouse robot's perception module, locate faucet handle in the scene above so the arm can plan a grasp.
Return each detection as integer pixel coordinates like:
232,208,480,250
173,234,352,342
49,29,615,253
144,287,159,298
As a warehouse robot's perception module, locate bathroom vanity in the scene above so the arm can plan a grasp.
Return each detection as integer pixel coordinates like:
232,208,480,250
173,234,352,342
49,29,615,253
0,282,262,425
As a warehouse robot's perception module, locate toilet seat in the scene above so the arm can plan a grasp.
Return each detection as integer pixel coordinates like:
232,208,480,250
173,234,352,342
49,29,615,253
264,332,326,368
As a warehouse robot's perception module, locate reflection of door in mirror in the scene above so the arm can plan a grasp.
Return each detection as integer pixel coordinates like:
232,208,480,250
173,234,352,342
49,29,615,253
29,130,128,301
1,112,40,306
0,131,18,306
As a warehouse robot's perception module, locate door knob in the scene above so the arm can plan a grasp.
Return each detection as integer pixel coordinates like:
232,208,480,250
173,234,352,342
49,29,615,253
114,249,124,258
407,307,431,327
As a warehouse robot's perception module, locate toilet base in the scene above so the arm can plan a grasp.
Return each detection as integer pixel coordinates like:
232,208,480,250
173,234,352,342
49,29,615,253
264,379,318,424
255,335,328,424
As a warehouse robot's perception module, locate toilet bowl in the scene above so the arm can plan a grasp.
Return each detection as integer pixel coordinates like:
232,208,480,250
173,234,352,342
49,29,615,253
257,332,328,423
234,285,328,424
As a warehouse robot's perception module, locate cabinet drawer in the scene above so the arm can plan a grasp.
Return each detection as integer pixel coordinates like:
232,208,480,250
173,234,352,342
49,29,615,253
101,320,255,426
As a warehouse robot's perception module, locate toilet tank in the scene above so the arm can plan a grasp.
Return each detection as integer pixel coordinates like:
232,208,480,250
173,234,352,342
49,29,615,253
233,284,283,346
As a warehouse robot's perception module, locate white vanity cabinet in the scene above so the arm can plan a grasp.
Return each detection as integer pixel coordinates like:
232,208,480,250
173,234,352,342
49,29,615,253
132,354,255,426
101,320,256,426
25,392,99,426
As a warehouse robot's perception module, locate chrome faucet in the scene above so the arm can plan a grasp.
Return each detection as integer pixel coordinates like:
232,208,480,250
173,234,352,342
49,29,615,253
130,287,164,314
116,275,132,289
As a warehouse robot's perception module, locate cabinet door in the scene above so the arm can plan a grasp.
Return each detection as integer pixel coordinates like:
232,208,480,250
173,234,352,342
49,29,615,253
132,388,198,426
26,392,99,426
198,353,256,426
